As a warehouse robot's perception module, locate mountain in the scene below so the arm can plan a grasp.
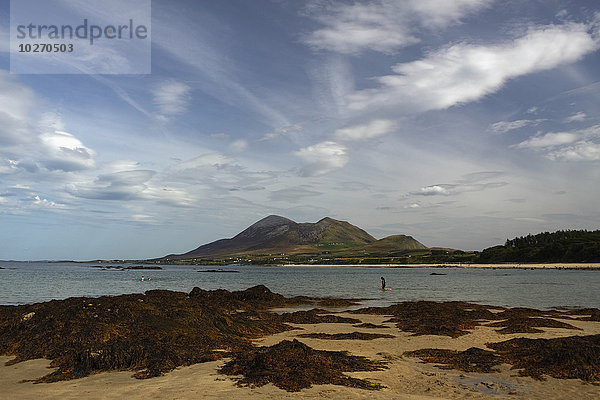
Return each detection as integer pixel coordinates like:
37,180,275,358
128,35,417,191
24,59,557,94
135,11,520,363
166,215,426,260
362,235,428,253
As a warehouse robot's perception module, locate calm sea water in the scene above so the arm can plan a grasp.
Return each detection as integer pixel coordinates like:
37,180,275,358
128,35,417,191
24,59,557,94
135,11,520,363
1,262,599,310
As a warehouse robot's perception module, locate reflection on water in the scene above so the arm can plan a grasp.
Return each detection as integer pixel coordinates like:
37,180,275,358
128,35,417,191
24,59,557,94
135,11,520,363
1,262,599,309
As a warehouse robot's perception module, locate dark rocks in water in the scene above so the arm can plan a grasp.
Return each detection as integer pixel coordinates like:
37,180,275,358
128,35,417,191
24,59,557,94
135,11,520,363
354,301,497,338
219,339,386,392
124,265,163,270
430,272,446,276
489,334,600,381
405,347,501,373
298,332,395,340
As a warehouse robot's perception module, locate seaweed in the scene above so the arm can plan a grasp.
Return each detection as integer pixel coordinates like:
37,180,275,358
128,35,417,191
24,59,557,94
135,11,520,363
407,335,600,382
0,286,319,382
405,347,501,373
566,308,600,321
488,317,583,334
354,301,496,337
353,322,390,329
219,339,386,391
297,332,395,340
280,309,360,324
488,335,600,381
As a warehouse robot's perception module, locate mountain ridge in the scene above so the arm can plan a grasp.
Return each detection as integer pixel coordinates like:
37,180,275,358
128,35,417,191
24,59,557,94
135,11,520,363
165,215,425,260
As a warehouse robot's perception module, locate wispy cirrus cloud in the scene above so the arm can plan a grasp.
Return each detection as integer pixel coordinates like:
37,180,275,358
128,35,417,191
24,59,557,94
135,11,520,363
153,79,192,121
334,119,396,141
303,0,492,54
564,112,587,123
411,171,508,197
488,119,546,133
348,22,599,112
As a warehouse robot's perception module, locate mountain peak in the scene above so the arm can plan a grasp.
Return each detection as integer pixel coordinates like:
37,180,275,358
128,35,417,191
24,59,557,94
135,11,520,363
172,215,378,258
251,215,295,229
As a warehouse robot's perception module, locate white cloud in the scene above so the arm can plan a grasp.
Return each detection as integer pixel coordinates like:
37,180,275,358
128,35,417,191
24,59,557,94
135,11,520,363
335,119,396,140
228,139,248,153
68,170,155,200
38,130,96,172
303,0,492,54
295,141,348,176
411,172,509,197
416,185,453,196
348,22,600,111
408,0,494,29
167,154,235,178
105,160,142,172
488,119,546,133
515,124,600,161
32,195,66,210
516,132,579,148
153,80,192,119
260,124,303,141
564,112,587,123
547,142,600,161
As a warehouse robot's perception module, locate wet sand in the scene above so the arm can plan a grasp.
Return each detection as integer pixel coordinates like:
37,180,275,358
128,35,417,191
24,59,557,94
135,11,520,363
3,312,600,399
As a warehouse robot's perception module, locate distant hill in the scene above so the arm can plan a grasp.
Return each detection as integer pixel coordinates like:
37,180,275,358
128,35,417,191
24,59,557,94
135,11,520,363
479,230,600,263
362,235,428,253
164,215,427,261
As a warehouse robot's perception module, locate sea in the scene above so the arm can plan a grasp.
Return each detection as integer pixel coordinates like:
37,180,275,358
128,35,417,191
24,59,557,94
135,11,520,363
1,261,599,310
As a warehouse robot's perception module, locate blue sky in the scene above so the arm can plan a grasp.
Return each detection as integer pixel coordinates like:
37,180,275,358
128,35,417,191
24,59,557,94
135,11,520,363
1,0,599,260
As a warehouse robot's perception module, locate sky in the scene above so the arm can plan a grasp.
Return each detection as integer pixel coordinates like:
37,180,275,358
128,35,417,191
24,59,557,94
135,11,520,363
1,0,599,260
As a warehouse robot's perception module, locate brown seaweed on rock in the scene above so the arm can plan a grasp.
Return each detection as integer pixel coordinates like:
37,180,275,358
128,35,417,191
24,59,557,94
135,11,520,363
297,332,395,340
354,301,496,337
488,317,583,334
407,335,600,383
0,286,340,382
488,334,600,381
405,347,501,373
279,309,361,324
219,339,386,392
353,322,390,329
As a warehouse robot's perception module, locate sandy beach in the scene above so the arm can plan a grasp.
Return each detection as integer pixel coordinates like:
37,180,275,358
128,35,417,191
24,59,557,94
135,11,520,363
3,308,600,399
281,263,600,269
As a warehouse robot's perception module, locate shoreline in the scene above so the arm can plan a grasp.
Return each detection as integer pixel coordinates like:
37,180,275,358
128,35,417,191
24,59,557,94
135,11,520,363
278,263,600,269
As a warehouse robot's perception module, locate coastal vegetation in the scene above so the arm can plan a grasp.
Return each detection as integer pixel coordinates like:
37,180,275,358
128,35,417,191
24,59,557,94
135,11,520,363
478,230,600,263
151,215,600,265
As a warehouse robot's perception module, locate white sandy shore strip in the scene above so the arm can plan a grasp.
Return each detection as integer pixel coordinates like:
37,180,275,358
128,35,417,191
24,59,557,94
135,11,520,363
279,263,600,269
3,312,600,399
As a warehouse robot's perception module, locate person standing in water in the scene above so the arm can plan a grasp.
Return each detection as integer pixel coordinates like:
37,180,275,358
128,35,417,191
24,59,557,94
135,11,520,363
381,276,385,290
